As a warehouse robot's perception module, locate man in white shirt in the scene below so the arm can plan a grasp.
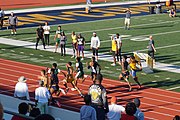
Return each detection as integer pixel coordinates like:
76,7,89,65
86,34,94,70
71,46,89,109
114,33,122,62
43,21,50,46
107,96,125,120
14,76,30,100
90,32,100,61
35,80,51,114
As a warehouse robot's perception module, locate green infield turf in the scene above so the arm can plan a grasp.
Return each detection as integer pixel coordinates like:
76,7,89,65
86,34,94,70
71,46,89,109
0,13,180,92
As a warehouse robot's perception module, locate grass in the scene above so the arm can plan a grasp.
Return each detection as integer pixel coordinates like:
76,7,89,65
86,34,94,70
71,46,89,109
0,11,180,92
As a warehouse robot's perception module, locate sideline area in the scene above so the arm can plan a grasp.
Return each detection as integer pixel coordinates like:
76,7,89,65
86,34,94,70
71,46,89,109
0,37,179,73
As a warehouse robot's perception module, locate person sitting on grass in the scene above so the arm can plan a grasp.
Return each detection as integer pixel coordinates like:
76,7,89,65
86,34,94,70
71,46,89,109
169,8,176,17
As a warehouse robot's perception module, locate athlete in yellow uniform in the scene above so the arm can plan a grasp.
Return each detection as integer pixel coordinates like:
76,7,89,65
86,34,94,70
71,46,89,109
129,56,142,89
71,31,77,58
63,62,84,97
111,35,117,66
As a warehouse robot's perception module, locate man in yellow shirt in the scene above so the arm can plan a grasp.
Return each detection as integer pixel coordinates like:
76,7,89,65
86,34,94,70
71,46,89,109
111,35,118,66
129,56,142,89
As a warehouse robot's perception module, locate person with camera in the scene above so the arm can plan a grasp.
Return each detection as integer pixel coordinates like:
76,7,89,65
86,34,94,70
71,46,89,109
35,80,51,114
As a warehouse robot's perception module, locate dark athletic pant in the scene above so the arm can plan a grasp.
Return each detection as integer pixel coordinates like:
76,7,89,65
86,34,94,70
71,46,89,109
36,37,45,49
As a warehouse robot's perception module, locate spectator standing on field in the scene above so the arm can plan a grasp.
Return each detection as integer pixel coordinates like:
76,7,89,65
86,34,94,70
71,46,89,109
71,31,77,58
60,32,67,56
54,25,63,53
0,8,5,29
114,33,122,62
111,35,118,66
124,8,132,30
88,74,109,120
134,98,144,120
36,24,46,50
35,80,51,114
43,21,50,46
9,12,18,35
107,96,125,120
147,35,156,64
90,32,100,61
80,94,97,120
14,76,30,100
77,33,85,60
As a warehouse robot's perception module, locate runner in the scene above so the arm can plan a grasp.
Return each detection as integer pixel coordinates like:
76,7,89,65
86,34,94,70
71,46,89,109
119,55,132,91
75,57,87,85
71,31,77,58
129,55,142,89
77,33,85,60
62,62,84,97
87,56,101,82
54,25,63,53
38,69,50,88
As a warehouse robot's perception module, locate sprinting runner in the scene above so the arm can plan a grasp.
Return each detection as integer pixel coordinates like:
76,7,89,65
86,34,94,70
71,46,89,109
38,69,50,88
75,57,87,85
71,31,77,58
62,62,84,97
77,33,85,60
119,55,132,91
129,56,142,89
86,56,101,82
54,26,63,53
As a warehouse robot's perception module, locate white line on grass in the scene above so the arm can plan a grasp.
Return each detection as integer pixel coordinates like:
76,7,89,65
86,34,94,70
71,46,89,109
166,86,180,90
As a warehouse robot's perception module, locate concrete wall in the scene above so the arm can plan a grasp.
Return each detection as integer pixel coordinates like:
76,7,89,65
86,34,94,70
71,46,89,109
0,94,80,120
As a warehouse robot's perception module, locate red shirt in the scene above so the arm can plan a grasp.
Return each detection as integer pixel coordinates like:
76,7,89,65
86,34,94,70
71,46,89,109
121,114,137,120
11,116,27,120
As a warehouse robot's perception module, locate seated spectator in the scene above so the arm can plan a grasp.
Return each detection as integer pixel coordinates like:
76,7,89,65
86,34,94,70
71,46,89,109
121,102,137,120
173,115,180,120
29,108,41,118
14,76,30,100
169,8,176,17
11,102,29,120
134,98,144,120
80,94,97,120
35,114,55,120
35,80,51,114
0,102,3,120
107,96,125,120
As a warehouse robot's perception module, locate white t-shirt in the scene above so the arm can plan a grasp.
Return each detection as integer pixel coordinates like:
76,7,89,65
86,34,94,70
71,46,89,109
14,82,29,100
107,104,125,120
90,36,100,48
114,36,122,49
43,25,50,34
35,87,50,103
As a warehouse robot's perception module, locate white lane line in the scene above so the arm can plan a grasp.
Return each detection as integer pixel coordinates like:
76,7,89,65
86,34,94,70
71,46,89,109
166,86,180,91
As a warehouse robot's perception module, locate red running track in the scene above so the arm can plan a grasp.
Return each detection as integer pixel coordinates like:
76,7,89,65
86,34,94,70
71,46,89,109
0,58,180,120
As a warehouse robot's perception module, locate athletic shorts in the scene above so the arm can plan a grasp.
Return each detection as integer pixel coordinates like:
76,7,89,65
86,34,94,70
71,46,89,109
112,51,116,57
51,84,59,91
78,45,84,51
124,18,130,25
10,25,16,29
92,48,98,56
122,71,130,78
130,70,137,77
75,71,84,79
56,38,60,44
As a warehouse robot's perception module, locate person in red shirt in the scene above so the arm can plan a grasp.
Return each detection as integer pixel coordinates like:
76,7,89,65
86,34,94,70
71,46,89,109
121,102,137,120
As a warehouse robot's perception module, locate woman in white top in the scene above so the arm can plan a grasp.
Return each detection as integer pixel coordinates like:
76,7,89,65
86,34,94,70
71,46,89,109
43,21,50,46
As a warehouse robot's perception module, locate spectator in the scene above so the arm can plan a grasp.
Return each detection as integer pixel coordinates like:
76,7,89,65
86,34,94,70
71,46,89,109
60,32,67,56
169,8,176,17
147,35,156,64
35,24,46,50
88,74,109,120
0,102,3,120
35,114,55,120
43,21,50,46
107,96,125,120
134,98,144,120
121,102,137,120
35,80,51,114
90,32,100,61
54,25,64,53
0,8,5,29
173,115,180,120
11,102,29,120
111,34,118,66
8,12,18,35
77,33,85,60
80,94,97,120
114,33,122,62
71,31,77,58
14,76,30,100
124,8,132,30
29,108,41,118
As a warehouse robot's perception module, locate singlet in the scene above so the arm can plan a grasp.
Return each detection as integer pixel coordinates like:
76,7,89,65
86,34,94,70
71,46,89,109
77,37,85,45
129,60,138,70
50,74,59,85
76,62,83,72
71,34,77,44
112,39,117,52
123,60,129,71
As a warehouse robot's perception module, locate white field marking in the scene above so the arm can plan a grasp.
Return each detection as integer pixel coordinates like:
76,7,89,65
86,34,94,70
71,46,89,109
166,86,180,90
60,59,64,61
141,73,147,75
20,52,24,54
10,50,15,52
154,75,160,77
1,49,6,51
152,80,157,82
166,77,171,80
116,68,121,70
49,57,54,59
39,55,44,57
30,53,34,55
130,37,149,41
171,61,180,65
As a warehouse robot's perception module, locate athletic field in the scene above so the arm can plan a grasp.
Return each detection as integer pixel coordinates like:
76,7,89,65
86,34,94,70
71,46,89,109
0,1,180,120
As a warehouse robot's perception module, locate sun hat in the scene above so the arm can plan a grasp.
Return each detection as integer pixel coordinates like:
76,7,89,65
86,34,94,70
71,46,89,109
18,76,27,82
